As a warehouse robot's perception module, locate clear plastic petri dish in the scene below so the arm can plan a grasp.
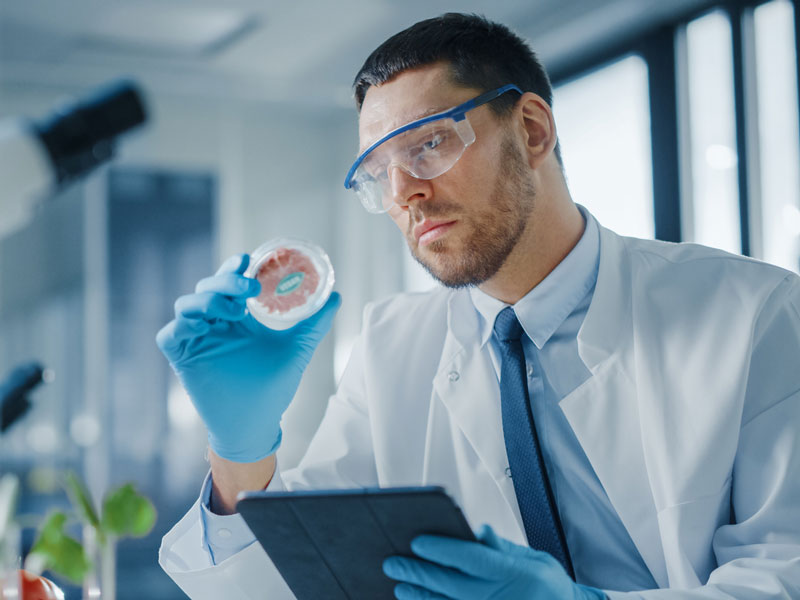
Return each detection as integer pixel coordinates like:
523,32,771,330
245,238,335,330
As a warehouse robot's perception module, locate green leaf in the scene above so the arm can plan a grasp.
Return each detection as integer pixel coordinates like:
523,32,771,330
64,471,100,529
100,483,156,538
29,511,92,584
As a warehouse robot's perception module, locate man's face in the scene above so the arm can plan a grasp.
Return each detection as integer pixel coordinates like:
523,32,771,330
358,63,536,288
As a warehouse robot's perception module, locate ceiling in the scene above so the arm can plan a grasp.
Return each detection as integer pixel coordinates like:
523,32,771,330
0,0,715,109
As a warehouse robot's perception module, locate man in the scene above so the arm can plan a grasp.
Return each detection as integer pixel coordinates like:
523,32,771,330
157,13,800,599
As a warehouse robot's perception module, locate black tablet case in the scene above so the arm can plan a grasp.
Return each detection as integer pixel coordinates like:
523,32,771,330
236,487,476,600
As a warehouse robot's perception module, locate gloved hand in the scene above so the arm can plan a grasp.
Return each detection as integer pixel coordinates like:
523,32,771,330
156,253,341,463
383,525,607,600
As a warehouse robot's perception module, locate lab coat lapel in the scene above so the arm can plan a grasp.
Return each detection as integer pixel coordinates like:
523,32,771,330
559,359,668,588
560,225,668,588
430,227,669,588
432,291,520,517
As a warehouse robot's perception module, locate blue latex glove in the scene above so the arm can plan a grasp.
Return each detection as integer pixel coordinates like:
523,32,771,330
383,525,607,600
156,253,341,463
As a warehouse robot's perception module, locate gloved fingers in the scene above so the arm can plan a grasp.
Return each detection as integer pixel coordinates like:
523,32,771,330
293,292,341,338
174,292,248,322
214,253,250,276
195,272,261,298
409,535,506,579
477,524,528,556
477,524,500,546
477,526,562,577
383,557,474,599
393,582,452,600
155,317,211,356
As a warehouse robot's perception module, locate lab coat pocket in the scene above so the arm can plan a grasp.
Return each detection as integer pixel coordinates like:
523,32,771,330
655,476,732,589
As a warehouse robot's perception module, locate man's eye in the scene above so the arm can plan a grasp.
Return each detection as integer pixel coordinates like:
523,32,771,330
360,158,389,182
421,134,444,152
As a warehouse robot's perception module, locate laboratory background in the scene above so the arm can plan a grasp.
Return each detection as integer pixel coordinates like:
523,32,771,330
0,0,798,597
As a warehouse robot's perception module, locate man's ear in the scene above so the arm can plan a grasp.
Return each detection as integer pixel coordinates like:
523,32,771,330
516,92,558,170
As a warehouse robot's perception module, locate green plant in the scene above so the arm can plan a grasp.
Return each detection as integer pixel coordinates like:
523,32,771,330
28,512,90,584
27,471,156,586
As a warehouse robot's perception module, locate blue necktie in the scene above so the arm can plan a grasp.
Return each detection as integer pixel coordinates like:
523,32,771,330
493,306,574,578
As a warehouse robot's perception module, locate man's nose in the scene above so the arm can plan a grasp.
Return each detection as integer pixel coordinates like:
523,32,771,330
387,164,432,210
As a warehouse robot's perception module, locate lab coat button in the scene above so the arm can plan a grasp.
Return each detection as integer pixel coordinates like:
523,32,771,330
527,365,534,377
217,528,232,539
505,467,512,478
448,370,460,382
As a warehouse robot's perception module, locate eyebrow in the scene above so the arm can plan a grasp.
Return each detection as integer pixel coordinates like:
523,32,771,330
409,105,450,121
358,105,452,155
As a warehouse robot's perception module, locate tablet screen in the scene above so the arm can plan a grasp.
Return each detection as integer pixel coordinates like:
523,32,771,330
236,486,476,600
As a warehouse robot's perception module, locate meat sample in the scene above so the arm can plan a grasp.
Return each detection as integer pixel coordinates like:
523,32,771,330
254,247,320,314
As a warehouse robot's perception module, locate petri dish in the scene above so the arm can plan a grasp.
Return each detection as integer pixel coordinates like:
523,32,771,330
245,238,335,330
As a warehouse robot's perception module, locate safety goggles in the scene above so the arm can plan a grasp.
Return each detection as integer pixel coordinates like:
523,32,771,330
344,84,523,214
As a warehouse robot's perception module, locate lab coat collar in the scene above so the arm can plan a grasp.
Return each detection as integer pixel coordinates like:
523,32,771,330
576,221,633,371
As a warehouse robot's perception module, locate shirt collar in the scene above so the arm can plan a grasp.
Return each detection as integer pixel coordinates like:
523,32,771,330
469,204,600,349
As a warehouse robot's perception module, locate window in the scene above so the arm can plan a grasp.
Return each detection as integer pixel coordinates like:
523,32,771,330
754,0,800,272
554,55,655,239
684,11,742,253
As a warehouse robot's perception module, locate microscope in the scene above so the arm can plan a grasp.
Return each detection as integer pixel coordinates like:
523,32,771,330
0,80,148,430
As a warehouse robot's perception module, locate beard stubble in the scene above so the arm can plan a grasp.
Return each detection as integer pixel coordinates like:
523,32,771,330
407,137,536,288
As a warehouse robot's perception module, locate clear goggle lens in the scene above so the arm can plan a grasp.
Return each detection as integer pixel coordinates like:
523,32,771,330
350,117,476,214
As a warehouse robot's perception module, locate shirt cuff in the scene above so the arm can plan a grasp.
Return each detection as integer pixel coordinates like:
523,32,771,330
199,462,285,565
199,471,255,565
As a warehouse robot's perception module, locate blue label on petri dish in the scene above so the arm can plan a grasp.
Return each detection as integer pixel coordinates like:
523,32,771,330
275,272,305,296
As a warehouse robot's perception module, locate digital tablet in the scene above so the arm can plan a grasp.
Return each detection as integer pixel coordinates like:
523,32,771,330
236,486,476,600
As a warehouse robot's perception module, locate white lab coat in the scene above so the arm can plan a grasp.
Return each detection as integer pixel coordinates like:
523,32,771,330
160,223,800,599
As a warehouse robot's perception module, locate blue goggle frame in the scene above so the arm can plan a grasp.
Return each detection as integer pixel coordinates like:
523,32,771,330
344,84,523,189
